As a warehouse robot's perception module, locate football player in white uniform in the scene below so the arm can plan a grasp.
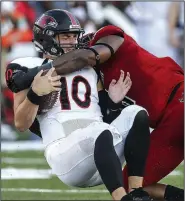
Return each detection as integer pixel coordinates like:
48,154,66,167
6,9,154,201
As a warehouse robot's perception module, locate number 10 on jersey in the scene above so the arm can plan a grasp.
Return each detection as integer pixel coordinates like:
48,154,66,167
60,76,91,110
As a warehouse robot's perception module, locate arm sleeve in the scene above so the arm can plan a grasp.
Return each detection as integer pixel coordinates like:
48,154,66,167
5,62,52,93
98,90,121,124
5,63,30,93
98,89,136,124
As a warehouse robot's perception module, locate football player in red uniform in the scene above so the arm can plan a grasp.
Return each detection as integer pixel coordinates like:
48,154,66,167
88,26,184,200
50,24,184,201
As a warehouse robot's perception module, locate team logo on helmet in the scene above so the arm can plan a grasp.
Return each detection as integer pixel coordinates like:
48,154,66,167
36,14,58,29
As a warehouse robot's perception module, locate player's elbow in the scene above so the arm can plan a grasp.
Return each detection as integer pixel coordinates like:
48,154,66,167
14,120,28,132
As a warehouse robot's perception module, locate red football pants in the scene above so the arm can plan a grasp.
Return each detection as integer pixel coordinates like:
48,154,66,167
123,82,184,190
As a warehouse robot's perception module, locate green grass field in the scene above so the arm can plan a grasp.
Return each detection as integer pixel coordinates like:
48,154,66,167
1,142,184,200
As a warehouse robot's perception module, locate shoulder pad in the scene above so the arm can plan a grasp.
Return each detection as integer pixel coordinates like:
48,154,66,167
91,25,124,46
11,57,45,69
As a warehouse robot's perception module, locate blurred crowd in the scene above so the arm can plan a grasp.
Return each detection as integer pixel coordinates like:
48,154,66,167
1,1,184,141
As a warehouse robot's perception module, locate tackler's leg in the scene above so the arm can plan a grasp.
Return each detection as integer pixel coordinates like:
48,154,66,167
123,82,184,200
111,105,150,192
108,105,155,200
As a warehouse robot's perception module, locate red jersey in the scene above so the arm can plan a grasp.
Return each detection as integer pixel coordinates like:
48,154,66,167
90,25,184,127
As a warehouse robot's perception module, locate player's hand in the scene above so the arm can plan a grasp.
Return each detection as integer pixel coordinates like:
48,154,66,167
32,68,62,96
108,70,132,103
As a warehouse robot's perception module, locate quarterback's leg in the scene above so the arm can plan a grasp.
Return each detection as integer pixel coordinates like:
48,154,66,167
44,119,106,187
94,130,128,200
123,82,184,200
45,119,128,196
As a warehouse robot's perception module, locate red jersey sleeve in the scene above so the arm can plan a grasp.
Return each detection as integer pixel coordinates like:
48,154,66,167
90,25,124,46
90,25,143,62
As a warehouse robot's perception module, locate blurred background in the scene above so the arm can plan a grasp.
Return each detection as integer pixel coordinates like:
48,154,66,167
1,1,184,141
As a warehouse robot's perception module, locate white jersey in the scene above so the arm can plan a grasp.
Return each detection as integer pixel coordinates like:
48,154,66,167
10,56,47,69
11,57,102,122
37,65,103,146
38,66,102,123
11,57,103,146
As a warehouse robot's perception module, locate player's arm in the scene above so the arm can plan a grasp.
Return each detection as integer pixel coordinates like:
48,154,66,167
97,80,121,123
13,70,45,131
16,34,123,80
14,89,39,132
98,71,132,123
5,62,53,93
14,89,42,137
53,35,124,75
6,29,123,93
53,26,125,75
13,69,61,132
97,80,107,118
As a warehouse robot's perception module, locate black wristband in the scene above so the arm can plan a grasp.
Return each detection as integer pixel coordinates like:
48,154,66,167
108,96,122,111
84,47,100,67
27,88,41,105
95,43,115,57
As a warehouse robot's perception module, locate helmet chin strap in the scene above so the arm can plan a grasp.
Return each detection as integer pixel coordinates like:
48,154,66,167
33,28,85,57
32,39,48,55
43,37,65,56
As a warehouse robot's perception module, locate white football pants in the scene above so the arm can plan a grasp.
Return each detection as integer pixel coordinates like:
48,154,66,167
44,105,146,187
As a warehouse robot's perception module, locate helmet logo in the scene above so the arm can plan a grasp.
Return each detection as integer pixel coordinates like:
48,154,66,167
36,15,58,28
51,48,57,53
